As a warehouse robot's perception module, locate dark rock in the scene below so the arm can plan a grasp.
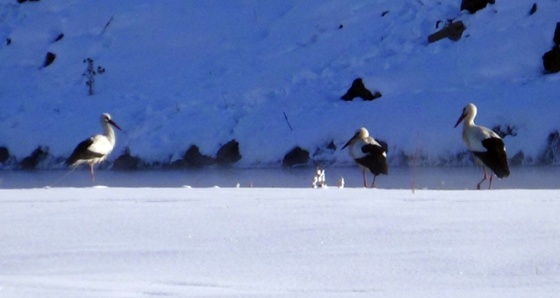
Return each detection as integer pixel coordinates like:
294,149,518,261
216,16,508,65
216,140,242,166
0,146,9,163
510,151,524,166
341,78,382,101
54,33,64,42
529,3,537,15
112,148,141,170
6,38,11,46
167,159,186,169
43,52,56,68
282,146,310,168
183,145,215,168
461,0,495,14
543,46,560,73
554,22,560,46
20,146,49,169
428,21,466,43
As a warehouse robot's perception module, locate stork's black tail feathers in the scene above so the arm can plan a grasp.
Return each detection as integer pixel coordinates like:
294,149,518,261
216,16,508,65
473,138,510,178
359,144,389,176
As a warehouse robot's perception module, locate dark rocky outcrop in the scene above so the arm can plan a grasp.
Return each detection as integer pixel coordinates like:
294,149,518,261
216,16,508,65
54,33,64,42
183,145,215,168
542,23,560,74
0,146,9,163
510,151,525,166
554,22,560,46
428,21,466,43
216,139,242,166
543,46,560,73
529,3,537,16
20,146,49,169
282,146,310,167
42,52,56,68
460,0,495,14
341,78,381,101
112,147,142,170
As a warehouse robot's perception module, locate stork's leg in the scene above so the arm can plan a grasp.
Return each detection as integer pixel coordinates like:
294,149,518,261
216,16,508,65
90,163,95,182
370,175,377,188
488,173,494,190
476,167,487,190
362,169,368,188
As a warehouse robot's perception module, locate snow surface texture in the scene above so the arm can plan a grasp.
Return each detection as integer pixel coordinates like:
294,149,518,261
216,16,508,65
1,0,560,168
1,187,560,297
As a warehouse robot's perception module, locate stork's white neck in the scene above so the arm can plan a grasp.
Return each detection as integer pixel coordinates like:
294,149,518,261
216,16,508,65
104,123,116,146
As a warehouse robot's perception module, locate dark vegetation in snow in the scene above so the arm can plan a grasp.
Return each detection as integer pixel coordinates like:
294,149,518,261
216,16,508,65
540,131,560,165
83,58,106,96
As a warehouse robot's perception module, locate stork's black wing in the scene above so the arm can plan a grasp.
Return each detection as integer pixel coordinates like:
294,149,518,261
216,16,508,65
65,138,104,166
357,144,389,176
472,137,510,178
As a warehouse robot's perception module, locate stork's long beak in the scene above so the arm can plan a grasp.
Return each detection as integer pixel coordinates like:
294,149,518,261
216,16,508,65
454,113,466,128
109,119,122,131
341,133,357,150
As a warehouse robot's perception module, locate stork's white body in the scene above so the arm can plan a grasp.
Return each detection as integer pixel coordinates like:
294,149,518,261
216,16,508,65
66,113,122,180
342,127,388,188
455,103,509,189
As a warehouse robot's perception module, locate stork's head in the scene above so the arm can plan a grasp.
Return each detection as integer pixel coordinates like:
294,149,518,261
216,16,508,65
101,113,122,131
342,127,369,150
454,103,477,128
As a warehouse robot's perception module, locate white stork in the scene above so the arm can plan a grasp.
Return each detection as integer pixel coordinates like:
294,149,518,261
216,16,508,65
66,113,122,180
454,103,510,189
342,127,388,188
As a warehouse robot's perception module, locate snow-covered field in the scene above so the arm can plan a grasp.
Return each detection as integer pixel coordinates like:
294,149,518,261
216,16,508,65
1,187,560,297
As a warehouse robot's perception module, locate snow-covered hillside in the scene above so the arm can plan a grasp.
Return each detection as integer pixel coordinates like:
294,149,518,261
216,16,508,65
1,0,560,169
